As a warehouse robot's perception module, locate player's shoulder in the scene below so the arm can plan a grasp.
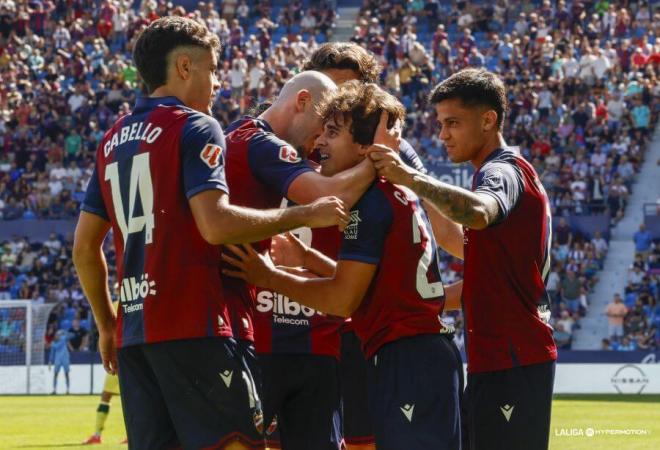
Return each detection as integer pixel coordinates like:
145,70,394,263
482,146,521,168
229,117,301,162
399,138,427,174
354,180,396,217
177,107,223,136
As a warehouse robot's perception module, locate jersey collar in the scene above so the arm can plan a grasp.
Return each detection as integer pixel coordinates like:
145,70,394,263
244,115,274,133
133,96,184,113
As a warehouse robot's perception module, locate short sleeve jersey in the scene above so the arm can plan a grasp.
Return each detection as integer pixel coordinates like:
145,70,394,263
221,116,314,341
463,147,557,373
82,96,233,348
339,180,446,358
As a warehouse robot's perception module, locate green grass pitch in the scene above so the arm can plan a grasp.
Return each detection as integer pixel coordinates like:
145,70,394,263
0,395,658,449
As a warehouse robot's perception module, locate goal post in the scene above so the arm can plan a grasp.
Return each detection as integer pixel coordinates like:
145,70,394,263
0,300,55,394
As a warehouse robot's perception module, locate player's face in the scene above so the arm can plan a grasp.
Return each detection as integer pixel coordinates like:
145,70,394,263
315,115,364,176
291,102,325,157
187,49,220,115
435,99,489,164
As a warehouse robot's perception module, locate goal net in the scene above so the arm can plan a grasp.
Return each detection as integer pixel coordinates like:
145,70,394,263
0,300,55,394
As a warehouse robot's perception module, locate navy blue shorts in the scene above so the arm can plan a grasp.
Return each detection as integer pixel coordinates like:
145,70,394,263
118,337,265,450
258,353,342,450
464,360,555,450
339,330,374,445
367,333,463,450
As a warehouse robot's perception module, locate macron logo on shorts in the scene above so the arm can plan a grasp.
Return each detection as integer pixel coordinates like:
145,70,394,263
400,404,414,422
500,404,515,422
219,370,233,388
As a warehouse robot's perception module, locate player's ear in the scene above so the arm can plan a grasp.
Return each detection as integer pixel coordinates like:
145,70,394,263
295,89,312,112
174,53,193,81
357,144,370,156
482,109,498,132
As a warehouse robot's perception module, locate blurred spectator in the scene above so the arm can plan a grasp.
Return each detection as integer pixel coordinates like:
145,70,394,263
633,223,652,257
605,293,628,341
68,318,89,351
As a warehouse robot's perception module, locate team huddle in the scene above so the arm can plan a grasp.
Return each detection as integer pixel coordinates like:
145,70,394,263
73,17,557,450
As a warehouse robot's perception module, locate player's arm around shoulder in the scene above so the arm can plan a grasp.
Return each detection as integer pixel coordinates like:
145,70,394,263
370,148,520,230
183,115,350,243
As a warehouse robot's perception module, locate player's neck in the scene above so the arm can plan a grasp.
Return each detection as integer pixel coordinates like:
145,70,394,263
149,86,182,102
259,107,289,141
470,133,507,169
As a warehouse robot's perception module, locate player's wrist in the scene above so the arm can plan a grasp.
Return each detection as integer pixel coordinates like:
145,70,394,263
96,316,117,335
282,206,308,229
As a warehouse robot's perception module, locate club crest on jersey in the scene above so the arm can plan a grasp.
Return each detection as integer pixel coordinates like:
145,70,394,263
279,145,301,163
200,144,223,168
344,210,361,240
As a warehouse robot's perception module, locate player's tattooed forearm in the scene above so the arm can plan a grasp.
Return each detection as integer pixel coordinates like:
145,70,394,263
411,173,485,228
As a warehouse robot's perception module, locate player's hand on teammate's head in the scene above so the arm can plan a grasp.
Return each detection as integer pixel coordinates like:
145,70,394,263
304,196,350,231
372,110,402,153
98,327,118,376
222,244,276,288
367,145,416,187
270,232,309,268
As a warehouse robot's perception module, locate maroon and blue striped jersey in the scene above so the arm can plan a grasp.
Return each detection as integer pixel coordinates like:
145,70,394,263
254,226,345,358
340,179,446,358
462,147,557,373
82,96,233,348
221,117,314,341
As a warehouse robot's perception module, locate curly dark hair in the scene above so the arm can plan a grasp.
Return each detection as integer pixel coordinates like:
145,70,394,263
317,81,405,146
133,16,220,94
302,43,381,84
429,68,508,130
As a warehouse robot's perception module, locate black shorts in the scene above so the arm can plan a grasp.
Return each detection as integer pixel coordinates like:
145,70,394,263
339,330,374,445
464,360,555,450
118,337,264,450
259,353,342,450
367,333,463,450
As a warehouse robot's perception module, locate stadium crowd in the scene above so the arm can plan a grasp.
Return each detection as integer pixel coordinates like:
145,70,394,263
0,0,658,352
601,223,659,351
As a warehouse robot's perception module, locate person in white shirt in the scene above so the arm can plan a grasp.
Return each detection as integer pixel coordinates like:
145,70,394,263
590,146,607,167
607,91,625,127
593,48,611,80
248,62,265,96
563,53,579,78
591,231,608,255
578,48,598,84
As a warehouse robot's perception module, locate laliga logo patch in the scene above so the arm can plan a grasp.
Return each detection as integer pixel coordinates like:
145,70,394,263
279,145,301,163
200,143,223,168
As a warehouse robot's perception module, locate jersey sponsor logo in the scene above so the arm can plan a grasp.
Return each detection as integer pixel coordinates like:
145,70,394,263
344,210,361,240
400,404,415,422
278,145,301,163
500,404,514,422
256,291,321,326
119,273,156,313
200,143,223,168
